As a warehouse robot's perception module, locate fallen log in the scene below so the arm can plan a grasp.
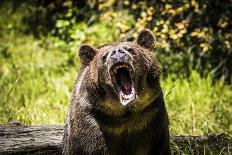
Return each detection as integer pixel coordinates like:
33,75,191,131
0,123,231,155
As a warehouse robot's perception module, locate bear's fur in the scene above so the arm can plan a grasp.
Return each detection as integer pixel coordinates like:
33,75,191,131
63,29,170,155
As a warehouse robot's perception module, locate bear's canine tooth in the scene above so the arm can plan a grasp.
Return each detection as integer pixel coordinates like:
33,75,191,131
114,68,117,73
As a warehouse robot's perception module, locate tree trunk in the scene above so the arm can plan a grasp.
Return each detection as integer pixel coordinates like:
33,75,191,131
0,123,231,155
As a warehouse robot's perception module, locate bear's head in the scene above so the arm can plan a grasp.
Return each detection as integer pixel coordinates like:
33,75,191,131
78,29,162,116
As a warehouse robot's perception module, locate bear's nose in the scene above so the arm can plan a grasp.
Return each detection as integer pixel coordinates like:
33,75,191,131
110,48,126,60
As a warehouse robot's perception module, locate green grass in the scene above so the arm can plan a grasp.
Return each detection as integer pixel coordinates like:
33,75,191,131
162,72,232,134
0,34,79,124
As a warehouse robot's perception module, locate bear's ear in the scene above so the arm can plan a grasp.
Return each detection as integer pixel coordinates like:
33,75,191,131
78,45,97,66
136,29,156,49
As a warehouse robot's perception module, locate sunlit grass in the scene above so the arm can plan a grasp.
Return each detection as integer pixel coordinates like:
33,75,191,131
162,72,232,134
0,34,79,124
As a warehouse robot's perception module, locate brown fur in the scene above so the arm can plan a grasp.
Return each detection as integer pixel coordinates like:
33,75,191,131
63,29,170,155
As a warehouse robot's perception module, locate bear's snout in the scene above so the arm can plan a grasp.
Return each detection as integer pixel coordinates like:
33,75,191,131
106,47,133,68
110,48,126,60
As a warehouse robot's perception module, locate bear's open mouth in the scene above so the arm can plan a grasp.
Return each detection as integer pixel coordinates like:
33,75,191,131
110,62,136,106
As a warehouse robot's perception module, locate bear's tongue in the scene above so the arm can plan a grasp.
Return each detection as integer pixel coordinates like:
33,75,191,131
112,66,135,105
118,69,132,95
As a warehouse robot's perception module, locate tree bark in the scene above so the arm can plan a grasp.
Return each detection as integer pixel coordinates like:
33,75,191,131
0,123,231,155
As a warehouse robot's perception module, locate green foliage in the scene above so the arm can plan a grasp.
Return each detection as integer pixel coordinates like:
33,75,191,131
33,0,232,82
52,10,134,47
144,0,232,82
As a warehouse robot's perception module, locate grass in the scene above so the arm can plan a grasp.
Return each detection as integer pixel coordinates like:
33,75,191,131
162,72,232,135
0,34,78,124
0,1,231,136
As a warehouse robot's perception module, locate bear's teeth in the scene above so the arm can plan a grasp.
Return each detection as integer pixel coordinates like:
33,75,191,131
119,88,135,106
114,68,117,73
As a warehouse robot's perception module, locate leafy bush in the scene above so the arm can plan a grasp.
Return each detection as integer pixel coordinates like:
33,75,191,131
27,0,231,82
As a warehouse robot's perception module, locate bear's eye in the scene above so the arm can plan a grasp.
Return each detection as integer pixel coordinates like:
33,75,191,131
127,48,135,55
123,46,135,55
102,53,108,62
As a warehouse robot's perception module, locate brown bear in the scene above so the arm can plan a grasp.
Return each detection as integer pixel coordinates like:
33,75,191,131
63,29,170,155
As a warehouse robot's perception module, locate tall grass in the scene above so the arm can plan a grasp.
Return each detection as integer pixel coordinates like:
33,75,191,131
0,35,79,124
162,72,232,134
